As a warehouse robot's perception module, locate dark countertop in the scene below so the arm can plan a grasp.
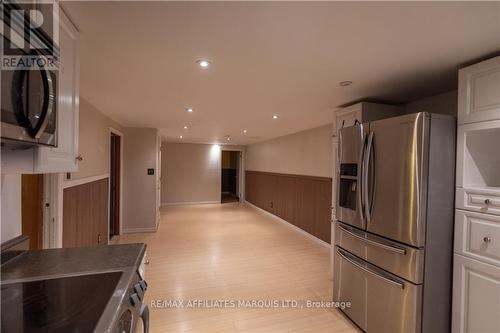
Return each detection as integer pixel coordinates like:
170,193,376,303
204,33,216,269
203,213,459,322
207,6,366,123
1,243,146,282
1,243,147,333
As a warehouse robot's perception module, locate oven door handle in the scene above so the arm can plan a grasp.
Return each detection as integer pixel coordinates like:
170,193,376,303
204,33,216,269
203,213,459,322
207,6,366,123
337,247,404,289
139,303,150,333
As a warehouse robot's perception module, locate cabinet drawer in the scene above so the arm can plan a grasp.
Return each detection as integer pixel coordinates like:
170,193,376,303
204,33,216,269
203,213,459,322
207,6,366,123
456,187,500,216
455,210,500,266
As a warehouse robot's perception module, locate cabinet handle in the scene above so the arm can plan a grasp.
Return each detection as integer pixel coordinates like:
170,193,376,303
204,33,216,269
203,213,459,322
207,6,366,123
483,236,492,243
484,199,491,205
75,154,83,162
97,233,102,244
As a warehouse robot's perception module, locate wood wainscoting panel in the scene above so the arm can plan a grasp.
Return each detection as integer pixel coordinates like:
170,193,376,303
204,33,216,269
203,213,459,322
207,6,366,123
63,178,109,248
294,178,316,235
245,171,332,244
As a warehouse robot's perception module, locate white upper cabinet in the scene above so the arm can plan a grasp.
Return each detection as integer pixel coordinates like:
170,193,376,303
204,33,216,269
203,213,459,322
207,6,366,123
458,56,500,125
34,9,79,173
333,102,402,139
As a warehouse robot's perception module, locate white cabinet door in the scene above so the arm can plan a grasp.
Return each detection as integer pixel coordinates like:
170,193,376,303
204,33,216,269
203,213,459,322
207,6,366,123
458,56,500,125
34,9,79,173
452,254,500,333
335,104,362,136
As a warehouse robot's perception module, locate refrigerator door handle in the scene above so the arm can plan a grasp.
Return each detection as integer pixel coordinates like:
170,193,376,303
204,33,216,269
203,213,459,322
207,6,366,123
363,131,374,223
338,130,342,169
358,129,367,223
337,247,405,289
338,224,407,255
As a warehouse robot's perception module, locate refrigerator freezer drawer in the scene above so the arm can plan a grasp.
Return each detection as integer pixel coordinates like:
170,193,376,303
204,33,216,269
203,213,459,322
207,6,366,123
335,222,425,283
334,246,422,333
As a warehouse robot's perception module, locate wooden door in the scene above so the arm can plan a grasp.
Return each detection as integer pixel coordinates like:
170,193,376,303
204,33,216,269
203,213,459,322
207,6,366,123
63,178,109,248
21,174,44,249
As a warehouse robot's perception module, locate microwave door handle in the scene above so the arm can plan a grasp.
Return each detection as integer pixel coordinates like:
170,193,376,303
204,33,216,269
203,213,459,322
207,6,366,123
33,65,55,139
11,69,33,133
363,131,374,223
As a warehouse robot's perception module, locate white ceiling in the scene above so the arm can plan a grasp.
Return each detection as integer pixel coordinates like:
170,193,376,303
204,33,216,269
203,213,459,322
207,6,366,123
62,1,500,145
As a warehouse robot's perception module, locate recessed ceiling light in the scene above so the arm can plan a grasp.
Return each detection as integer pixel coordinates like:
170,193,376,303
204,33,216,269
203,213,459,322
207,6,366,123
272,115,278,119
225,135,231,141
183,125,188,129
179,135,183,139
243,129,247,133
196,59,211,68
186,108,193,113
339,80,353,87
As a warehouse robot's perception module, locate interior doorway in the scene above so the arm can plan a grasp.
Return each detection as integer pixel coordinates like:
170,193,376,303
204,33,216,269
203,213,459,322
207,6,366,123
109,131,122,239
221,150,240,203
21,174,44,249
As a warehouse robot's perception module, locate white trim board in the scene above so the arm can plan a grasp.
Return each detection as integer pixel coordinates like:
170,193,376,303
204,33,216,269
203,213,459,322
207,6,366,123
122,227,158,234
63,173,109,188
245,201,330,248
164,201,221,206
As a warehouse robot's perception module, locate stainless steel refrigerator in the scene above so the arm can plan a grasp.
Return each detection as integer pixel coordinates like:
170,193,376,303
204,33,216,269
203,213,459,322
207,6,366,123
333,112,456,333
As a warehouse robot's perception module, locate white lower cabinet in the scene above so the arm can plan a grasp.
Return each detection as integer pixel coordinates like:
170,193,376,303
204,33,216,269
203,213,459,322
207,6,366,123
452,254,500,333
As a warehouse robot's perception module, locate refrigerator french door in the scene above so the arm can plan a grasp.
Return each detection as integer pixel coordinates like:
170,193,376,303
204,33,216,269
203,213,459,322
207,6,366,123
334,112,456,333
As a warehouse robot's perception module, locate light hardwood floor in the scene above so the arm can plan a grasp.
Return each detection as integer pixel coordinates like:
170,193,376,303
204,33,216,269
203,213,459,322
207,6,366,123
115,203,360,333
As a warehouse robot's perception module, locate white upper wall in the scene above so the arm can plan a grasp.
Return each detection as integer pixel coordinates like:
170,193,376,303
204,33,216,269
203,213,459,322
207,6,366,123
245,124,333,178
123,127,159,232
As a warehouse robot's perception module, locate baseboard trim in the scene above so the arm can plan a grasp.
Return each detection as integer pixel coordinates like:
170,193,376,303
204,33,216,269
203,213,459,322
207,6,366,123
164,201,221,206
245,201,330,248
121,227,157,234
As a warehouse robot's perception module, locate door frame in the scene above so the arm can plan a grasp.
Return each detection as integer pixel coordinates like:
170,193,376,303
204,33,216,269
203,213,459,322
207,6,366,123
219,147,245,202
43,173,64,249
109,127,124,241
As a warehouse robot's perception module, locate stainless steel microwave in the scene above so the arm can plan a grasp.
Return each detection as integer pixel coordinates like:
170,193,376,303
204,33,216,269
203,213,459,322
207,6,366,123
1,2,58,149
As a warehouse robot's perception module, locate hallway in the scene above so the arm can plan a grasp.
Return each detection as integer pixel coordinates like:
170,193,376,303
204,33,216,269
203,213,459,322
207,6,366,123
115,203,358,332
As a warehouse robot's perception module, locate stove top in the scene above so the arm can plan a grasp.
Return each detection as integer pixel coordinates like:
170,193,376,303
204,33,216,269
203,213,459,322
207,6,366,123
1,271,122,333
